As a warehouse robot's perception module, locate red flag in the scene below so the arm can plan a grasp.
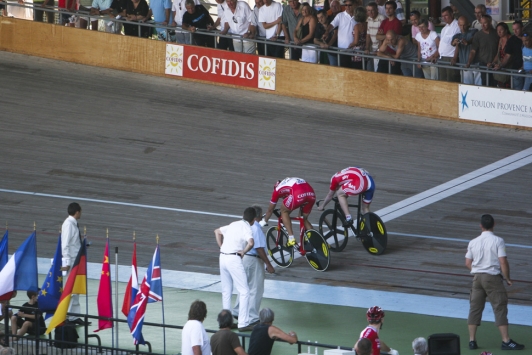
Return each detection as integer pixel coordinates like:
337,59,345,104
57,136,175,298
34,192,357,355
95,239,113,332
121,242,138,317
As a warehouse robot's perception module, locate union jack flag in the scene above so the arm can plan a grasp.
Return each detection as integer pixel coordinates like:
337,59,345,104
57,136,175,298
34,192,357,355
127,245,163,345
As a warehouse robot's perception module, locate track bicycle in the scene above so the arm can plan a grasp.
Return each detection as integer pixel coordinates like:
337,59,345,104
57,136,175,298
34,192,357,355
317,195,387,254
265,209,331,272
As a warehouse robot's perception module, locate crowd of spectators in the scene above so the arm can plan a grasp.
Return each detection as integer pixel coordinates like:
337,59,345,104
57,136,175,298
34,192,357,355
2,0,531,90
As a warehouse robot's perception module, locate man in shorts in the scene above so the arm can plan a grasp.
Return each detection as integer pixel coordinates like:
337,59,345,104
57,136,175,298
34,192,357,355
359,306,397,355
262,177,316,247
317,167,375,227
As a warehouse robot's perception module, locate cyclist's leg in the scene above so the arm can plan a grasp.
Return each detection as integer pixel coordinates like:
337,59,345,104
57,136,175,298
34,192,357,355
336,190,351,217
279,203,295,240
361,176,375,215
301,196,315,231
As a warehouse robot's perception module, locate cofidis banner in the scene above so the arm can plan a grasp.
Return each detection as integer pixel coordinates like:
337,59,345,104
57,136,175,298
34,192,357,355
458,85,532,128
165,44,276,91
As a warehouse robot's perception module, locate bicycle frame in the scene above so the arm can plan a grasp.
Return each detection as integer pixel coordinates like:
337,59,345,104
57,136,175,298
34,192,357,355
331,194,365,237
272,209,308,256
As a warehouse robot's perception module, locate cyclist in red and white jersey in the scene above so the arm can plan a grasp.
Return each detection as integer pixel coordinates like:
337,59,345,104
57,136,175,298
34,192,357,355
317,167,375,227
262,177,316,247
359,306,396,355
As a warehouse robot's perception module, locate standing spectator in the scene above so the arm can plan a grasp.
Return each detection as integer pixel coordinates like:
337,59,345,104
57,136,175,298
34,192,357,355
410,10,433,47
394,0,404,25
211,310,247,355
438,6,460,82
252,0,266,55
61,203,90,326
450,4,459,20
375,0,385,17
182,1,215,47
350,6,367,70
214,207,255,332
471,4,497,31
281,0,301,60
326,0,356,68
365,1,385,72
360,306,397,355
326,0,341,21
58,0,77,25
451,16,479,85
294,2,317,63
466,214,525,351
258,0,284,58
521,33,532,91
232,206,275,326
415,18,439,80
489,22,523,89
377,30,416,75
314,9,337,65
221,0,256,53
214,0,234,51
171,0,200,43
465,15,499,87
512,21,524,42
34,0,54,24
125,0,150,37
10,291,46,338
412,337,428,355
247,308,298,355
355,338,372,355
376,1,401,43
147,0,172,40
182,300,211,355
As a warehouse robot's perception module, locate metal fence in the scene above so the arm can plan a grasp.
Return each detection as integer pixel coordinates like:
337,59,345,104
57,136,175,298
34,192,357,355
1,1,531,90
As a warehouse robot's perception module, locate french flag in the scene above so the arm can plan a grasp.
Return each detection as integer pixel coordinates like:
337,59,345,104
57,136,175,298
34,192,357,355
121,242,138,317
0,232,38,301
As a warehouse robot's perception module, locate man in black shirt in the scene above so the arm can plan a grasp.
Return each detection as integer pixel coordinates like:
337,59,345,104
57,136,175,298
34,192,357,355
182,0,215,47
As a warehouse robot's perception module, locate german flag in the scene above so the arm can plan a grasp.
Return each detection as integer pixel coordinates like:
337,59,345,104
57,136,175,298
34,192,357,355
45,241,87,334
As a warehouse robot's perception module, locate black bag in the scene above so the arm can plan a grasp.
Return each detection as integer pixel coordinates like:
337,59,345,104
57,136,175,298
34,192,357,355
54,325,79,349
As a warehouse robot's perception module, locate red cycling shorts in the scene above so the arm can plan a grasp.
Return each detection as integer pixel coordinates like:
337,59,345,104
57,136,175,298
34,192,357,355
282,183,316,214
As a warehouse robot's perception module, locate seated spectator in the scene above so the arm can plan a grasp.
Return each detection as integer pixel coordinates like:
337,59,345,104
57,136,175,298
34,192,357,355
350,6,367,70
325,0,356,68
465,15,498,87
247,308,298,355
438,6,460,82
182,0,215,48
451,16,479,85
360,306,397,355
171,0,200,43
377,30,417,76
471,4,497,31
410,10,433,47
415,18,439,80
10,291,46,340
521,32,532,91
220,0,256,54
124,0,150,38
181,300,211,355
294,2,317,63
412,337,428,355
211,310,247,355
355,338,372,355
365,1,385,72
376,1,402,43
489,22,523,89
314,9,337,65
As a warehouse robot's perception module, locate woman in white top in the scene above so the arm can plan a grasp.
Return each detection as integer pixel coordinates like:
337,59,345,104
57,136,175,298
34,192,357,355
410,10,434,46
415,18,440,80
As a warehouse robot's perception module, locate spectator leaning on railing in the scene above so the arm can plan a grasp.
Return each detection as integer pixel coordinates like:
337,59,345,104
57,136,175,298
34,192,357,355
171,0,200,43
365,1,384,72
147,0,172,40
214,0,234,50
438,6,460,82
282,0,301,60
376,1,401,44
489,22,523,89
220,0,256,54
415,18,439,80
294,2,317,63
350,6,367,70
258,0,284,58
252,0,266,55
451,16,479,85
410,10,433,47
465,14,498,87
377,30,417,76
182,0,215,47
124,0,150,38
314,9,337,65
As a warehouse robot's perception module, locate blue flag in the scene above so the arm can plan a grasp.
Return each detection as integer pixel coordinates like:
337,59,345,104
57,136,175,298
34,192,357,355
147,245,163,303
0,230,8,271
38,235,63,319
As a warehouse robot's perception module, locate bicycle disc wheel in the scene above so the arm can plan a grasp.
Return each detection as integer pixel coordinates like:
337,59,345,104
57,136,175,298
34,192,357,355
359,213,387,255
303,229,330,271
318,209,348,252
266,226,294,268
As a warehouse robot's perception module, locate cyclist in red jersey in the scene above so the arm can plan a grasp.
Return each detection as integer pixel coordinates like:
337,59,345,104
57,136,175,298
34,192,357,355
262,177,316,247
359,306,397,355
317,167,375,227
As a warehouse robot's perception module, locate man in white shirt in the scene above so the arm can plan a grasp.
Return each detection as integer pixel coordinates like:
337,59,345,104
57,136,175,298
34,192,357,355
215,207,255,331
252,0,266,54
181,300,211,355
326,0,356,68
214,0,234,50
258,0,284,58
220,0,256,53
438,6,460,82
171,0,200,43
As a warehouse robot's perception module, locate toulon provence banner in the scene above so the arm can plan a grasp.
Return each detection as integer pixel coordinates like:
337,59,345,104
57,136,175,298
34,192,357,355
165,44,277,91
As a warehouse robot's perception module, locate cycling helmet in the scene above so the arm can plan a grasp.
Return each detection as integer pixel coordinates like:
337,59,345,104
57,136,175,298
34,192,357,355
366,306,385,322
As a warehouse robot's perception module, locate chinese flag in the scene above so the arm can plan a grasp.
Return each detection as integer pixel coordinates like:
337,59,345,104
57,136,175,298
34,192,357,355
95,239,113,332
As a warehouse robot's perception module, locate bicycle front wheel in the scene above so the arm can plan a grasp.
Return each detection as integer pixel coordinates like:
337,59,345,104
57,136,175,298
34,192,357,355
303,229,330,272
266,226,294,268
318,209,348,252
359,213,387,255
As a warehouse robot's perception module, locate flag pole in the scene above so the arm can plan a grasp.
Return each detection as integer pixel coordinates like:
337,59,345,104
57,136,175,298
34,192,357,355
157,235,167,355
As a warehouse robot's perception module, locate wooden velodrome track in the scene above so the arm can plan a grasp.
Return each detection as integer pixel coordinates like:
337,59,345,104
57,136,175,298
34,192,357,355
1,51,531,307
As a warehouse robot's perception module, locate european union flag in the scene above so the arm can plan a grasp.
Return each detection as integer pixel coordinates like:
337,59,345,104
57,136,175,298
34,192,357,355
38,235,63,319
0,230,7,271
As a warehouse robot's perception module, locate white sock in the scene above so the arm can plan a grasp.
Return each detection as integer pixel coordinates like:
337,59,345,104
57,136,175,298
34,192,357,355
346,215,352,220
288,235,295,241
